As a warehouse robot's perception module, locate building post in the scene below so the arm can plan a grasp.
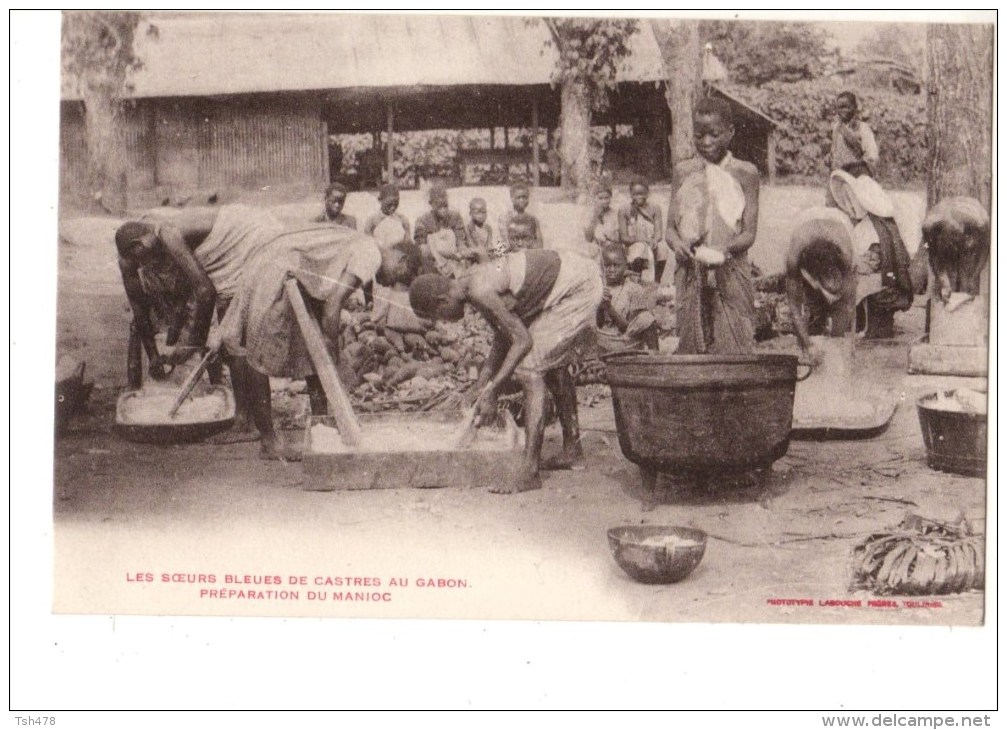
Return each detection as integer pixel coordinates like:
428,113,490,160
385,99,395,184
531,96,541,187
767,128,777,186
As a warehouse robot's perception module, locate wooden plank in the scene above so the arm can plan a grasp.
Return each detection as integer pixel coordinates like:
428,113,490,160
908,343,988,377
283,279,363,446
302,416,522,491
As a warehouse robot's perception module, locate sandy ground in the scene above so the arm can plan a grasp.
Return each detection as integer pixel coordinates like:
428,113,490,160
51,184,986,625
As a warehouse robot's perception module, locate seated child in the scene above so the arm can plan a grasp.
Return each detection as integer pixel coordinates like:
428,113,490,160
363,184,411,249
619,178,667,284
414,184,469,277
499,181,544,253
315,182,357,229
597,244,659,353
666,97,760,355
584,183,621,251
362,184,412,307
464,197,496,263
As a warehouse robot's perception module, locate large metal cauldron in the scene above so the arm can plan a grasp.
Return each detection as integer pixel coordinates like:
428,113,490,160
604,353,800,490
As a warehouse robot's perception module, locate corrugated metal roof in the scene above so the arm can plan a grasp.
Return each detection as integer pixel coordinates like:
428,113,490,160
62,13,667,100
707,82,782,128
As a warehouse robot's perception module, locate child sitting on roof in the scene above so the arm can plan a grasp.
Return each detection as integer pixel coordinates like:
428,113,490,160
414,183,469,277
499,181,544,253
597,244,659,354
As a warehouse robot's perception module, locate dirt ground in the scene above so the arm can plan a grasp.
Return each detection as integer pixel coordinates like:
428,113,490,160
51,184,986,625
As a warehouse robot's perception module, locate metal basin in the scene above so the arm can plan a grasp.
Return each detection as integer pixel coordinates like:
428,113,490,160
115,385,236,444
605,352,799,488
607,525,707,584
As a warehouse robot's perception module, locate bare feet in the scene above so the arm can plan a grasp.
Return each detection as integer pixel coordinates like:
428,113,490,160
207,418,260,445
490,471,542,494
259,437,302,462
540,442,584,471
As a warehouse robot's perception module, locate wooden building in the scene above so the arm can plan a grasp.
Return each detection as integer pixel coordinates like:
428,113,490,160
60,14,778,198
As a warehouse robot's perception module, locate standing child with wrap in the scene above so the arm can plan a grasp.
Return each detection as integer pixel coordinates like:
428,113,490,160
665,97,760,355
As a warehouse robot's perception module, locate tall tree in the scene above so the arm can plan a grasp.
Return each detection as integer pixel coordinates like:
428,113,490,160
700,20,834,86
926,23,993,209
651,19,701,170
61,11,153,213
855,24,926,69
543,18,638,201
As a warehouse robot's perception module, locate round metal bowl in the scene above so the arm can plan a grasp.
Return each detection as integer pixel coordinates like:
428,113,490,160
114,385,236,444
607,525,707,584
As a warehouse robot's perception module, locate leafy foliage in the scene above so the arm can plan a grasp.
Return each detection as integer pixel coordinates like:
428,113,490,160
721,80,927,185
701,21,837,86
61,11,151,96
543,18,639,112
854,24,926,69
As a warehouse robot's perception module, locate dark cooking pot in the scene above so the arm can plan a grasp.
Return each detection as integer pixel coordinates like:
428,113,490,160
605,352,800,489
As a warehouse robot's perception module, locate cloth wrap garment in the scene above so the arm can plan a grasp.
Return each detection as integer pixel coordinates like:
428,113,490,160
140,204,285,307
673,153,756,354
596,279,657,354
499,250,604,375
217,226,382,378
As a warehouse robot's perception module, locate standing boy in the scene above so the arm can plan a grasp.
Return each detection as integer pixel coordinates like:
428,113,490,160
665,97,761,355
619,179,667,284
499,182,545,253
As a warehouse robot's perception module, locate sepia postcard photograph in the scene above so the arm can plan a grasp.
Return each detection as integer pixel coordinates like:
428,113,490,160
10,13,999,714
41,9,995,629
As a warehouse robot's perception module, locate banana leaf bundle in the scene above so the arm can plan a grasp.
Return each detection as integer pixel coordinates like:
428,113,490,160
850,514,984,595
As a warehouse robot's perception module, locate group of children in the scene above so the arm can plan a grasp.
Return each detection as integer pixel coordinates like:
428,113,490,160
316,96,764,361
319,180,546,277
321,91,919,367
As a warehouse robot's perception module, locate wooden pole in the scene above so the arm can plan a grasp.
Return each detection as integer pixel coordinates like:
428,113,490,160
385,100,395,184
767,128,777,186
284,279,363,446
488,127,496,179
531,96,541,187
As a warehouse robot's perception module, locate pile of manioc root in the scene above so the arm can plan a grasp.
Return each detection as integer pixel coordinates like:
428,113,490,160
340,303,494,413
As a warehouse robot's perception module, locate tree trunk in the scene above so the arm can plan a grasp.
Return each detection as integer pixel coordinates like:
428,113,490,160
558,79,593,202
924,23,993,349
82,90,129,214
926,24,993,209
652,19,702,170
